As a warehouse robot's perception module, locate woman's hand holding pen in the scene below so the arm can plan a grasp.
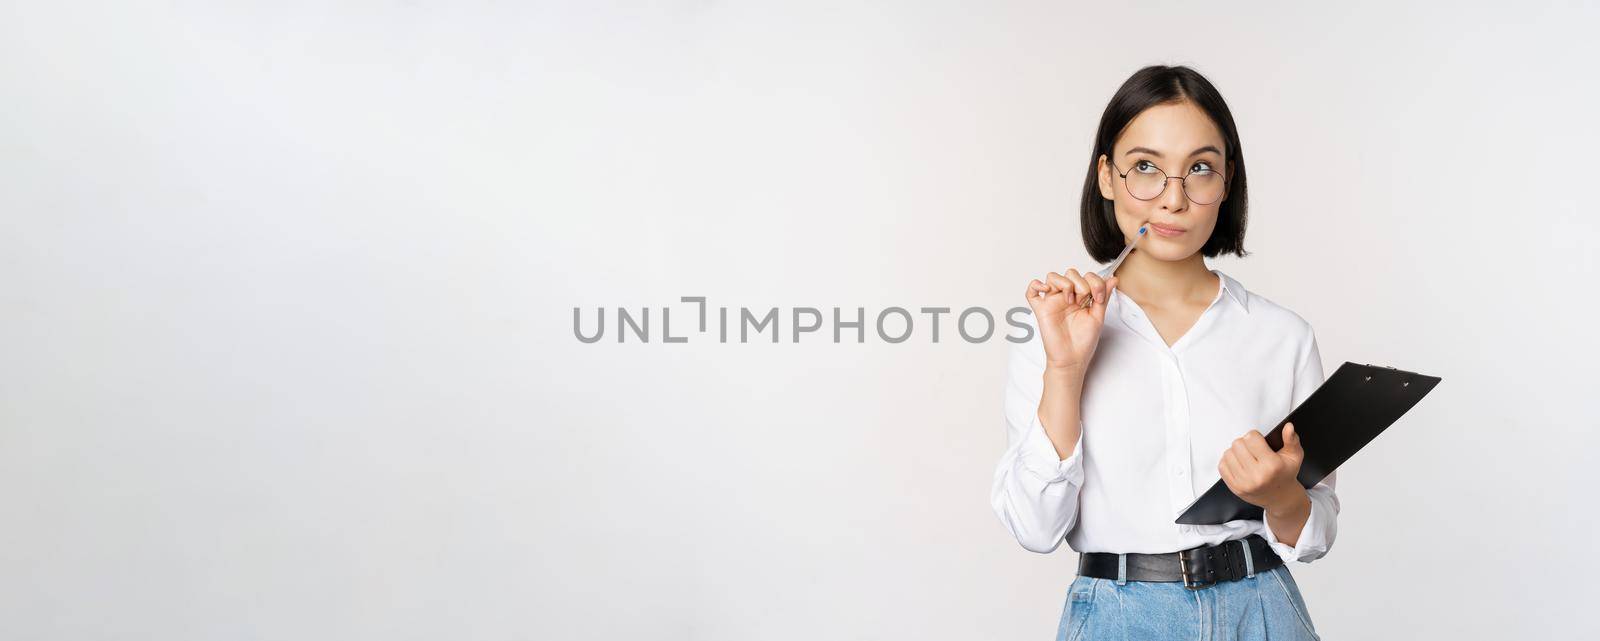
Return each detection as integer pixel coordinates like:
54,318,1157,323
1025,268,1119,375
1025,268,1116,460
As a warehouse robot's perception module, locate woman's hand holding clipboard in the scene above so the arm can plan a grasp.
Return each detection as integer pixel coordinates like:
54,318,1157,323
1216,420,1315,518
1176,362,1443,525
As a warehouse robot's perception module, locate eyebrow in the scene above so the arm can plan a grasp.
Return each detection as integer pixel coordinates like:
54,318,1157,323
1124,145,1223,158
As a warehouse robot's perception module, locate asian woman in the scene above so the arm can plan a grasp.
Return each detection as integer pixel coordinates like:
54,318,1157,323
990,65,1334,641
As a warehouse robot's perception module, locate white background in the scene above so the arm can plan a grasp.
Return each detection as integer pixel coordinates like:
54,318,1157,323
3,1,1597,639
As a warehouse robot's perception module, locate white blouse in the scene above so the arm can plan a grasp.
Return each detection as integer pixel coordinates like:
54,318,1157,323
990,265,1338,564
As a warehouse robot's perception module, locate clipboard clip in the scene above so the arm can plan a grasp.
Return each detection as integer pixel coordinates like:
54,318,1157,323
1362,363,1416,387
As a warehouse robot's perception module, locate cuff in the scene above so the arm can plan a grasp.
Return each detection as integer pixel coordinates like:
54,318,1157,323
1260,491,1332,564
1019,415,1085,484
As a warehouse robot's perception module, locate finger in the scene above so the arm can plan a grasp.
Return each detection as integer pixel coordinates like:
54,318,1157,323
1241,430,1276,460
1027,279,1048,300
1084,273,1107,306
1063,269,1091,305
1230,437,1260,466
1089,276,1117,315
1280,423,1304,462
1082,274,1114,320
1043,271,1072,294
1218,450,1240,485
1045,272,1077,305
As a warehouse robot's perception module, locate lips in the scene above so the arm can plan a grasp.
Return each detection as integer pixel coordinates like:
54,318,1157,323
1148,223,1186,235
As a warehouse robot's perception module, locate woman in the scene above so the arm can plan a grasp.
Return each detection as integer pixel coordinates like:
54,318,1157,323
989,65,1335,641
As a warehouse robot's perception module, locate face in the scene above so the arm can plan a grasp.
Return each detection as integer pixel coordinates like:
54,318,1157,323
1097,100,1232,260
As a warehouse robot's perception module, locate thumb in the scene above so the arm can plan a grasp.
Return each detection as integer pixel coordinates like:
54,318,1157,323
1280,422,1303,462
1090,276,1119,322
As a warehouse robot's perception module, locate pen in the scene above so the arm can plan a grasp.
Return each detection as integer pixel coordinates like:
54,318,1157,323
1077,224,1147,309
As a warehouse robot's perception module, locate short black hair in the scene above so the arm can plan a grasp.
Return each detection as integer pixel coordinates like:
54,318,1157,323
1080,65,1250,262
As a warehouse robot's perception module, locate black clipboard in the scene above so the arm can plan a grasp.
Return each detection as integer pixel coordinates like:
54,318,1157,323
1175,362,1442,525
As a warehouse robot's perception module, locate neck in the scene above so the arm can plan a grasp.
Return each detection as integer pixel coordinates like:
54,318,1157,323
1111,250,1217,307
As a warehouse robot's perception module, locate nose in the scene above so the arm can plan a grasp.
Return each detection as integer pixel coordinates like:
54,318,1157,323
1157,175,1187,213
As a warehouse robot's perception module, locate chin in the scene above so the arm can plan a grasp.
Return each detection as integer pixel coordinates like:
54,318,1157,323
1140,242,1199,261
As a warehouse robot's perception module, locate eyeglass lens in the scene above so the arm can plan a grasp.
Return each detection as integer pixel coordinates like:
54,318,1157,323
1122,162,1225,205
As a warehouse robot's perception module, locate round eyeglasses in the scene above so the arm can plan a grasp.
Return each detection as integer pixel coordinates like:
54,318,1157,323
1109,158,1226,205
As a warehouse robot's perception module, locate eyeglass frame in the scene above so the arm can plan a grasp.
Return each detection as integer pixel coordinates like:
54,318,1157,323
1107,157,1229,206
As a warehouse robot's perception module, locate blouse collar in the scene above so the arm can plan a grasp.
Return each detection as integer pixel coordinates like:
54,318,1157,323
1093,264,1251,314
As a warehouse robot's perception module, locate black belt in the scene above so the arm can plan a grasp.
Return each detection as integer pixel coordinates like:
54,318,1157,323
1077,533,1283,590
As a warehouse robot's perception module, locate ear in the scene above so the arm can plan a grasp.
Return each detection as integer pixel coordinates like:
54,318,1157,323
1219,160,1234,203
1098,154,1115,200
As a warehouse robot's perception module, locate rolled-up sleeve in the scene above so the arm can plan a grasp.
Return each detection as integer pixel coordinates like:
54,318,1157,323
989,317,1086,554
1260,325,1340,563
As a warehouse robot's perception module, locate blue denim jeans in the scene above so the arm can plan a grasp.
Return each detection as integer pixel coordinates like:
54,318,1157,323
1058,562,1322,641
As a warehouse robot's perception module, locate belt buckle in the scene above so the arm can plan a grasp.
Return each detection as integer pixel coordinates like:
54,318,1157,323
1177,547,1217,590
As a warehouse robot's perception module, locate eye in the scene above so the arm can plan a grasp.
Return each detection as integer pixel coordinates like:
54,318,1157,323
1190,161,1215,175
1134,160,1161,174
